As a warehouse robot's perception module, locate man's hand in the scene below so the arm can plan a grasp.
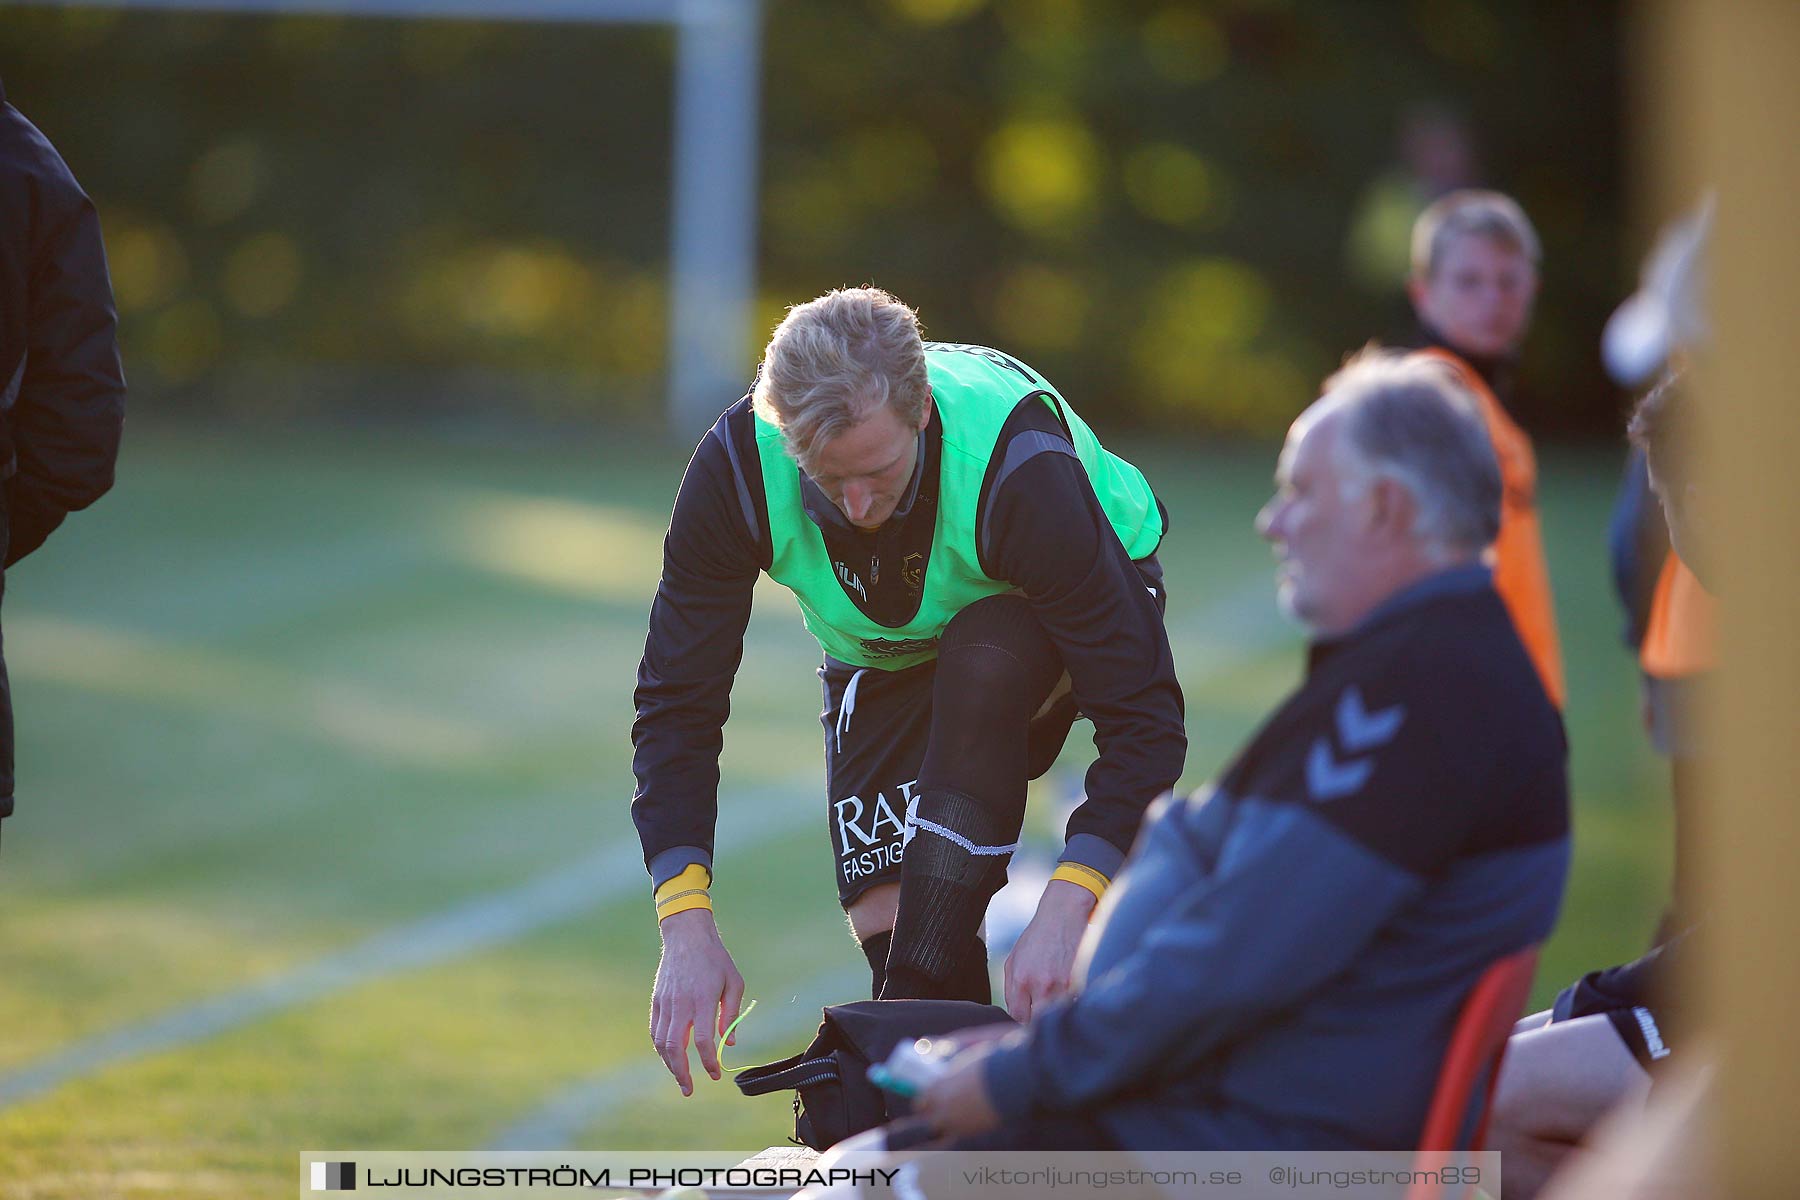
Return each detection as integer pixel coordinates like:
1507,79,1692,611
1002,879,1096,1022
914,1040,1004,1140
650,909,745,1096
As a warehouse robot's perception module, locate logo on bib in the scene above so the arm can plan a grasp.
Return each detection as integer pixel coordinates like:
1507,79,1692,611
858,635,939,660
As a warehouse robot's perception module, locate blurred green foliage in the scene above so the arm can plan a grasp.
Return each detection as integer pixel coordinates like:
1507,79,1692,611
1,0,1625,435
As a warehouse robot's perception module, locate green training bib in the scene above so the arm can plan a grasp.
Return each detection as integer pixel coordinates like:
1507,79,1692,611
755,342,1162,670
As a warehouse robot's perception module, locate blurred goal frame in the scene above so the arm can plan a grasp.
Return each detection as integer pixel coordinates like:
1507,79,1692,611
50,0,763,438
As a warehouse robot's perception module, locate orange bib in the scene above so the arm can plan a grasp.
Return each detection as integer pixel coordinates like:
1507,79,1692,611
1416,348,1566,708
1640,552,1716,679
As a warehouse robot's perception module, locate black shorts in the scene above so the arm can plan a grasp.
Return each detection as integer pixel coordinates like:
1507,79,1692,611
1602,1005,1673,1069
823,654,1079,905
1551,929,1688,1069
821,655,935,905
820,561,1167,907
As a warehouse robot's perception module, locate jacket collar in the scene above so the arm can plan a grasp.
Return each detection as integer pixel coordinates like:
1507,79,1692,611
1306,563,1493,673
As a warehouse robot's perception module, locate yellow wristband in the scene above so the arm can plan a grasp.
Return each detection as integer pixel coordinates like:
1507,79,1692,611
656,890,713,920
1050,861,1109,901
655,863,714,921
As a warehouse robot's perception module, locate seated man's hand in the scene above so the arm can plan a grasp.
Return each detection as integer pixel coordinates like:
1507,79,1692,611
1003,878,1096,1022
650,909,745,1096
915,1041,1004,1140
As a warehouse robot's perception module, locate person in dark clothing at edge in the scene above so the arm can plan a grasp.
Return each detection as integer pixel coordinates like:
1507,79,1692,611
0,77,127,856
631,287,1186,1098
1405,189,1566,711
1604,202,1715,938
855,348,1567,1155
1608,433,1713,941
1488,372,1710,1200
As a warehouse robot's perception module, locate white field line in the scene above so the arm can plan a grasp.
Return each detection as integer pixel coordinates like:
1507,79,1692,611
0,779,819,1110
486,965,869,1151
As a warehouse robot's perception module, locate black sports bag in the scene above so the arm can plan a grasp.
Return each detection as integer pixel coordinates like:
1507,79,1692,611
733,998,1014,1150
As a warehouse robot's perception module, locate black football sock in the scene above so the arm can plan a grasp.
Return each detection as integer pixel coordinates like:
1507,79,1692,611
882,936,992,1004
859,928,893,999
880,594,1061,1004
944,935,993,1005
881,787,1019,1000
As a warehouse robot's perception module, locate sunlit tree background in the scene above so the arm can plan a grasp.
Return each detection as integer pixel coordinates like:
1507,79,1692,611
1,0,1625,437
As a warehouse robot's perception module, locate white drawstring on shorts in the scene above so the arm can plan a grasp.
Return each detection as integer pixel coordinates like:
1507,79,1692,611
835,668,867,752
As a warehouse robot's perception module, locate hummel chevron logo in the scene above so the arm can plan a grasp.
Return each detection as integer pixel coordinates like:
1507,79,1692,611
1307,687,1406,800
1307,738,1374,801
1335,686,1406,752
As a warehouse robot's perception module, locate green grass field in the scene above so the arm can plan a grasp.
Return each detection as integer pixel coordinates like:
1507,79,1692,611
0,420,1669,1197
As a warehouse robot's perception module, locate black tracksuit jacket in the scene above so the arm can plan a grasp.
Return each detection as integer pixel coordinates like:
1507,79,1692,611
0,77,127,814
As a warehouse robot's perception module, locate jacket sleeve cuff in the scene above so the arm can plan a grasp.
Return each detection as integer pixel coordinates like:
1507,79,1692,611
648,845,713,890
1058,832,1125,880
981,1030,1042,1122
